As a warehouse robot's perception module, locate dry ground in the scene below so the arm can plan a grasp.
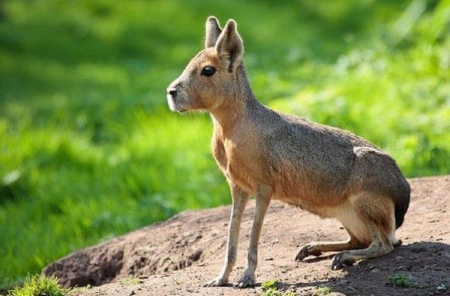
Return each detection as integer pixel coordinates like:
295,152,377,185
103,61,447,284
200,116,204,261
43,176,450,296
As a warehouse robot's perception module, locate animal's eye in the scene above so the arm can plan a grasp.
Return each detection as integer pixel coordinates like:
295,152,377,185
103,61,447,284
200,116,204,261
201,66,216,77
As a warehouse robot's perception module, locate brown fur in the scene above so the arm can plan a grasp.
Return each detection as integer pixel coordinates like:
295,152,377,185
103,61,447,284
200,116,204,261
166,16,410,288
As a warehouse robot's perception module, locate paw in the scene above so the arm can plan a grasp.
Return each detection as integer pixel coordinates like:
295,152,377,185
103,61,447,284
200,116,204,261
295,243,322,261
203,277,228,287
234,274,255,288
331,252,355,270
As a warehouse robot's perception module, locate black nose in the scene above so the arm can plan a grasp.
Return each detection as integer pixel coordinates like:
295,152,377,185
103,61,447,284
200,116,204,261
167,87,177,97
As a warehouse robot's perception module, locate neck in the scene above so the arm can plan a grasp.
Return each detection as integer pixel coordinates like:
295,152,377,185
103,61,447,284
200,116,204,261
209,64,260,133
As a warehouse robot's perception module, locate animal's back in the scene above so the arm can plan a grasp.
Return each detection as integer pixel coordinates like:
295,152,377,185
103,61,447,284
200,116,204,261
249,105,410,223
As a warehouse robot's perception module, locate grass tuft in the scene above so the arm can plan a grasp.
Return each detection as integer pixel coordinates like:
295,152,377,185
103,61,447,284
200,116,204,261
7,275,68,296
388,273,418,288
260,280,295,296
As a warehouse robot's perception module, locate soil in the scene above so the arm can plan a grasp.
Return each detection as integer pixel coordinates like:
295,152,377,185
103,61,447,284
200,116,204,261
42,176,450,296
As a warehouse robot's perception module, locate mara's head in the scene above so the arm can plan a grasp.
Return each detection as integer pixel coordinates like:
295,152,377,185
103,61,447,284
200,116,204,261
166,16,246,113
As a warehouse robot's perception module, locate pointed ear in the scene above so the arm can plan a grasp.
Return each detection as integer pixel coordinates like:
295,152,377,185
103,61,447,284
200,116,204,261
215,19,243,73
205,16,222,48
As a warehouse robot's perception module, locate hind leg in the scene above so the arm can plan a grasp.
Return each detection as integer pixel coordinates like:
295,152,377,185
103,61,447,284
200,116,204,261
331,223,394,269
295,227,366,261
296,200,371,261
296,193,399,268
331,193,397,269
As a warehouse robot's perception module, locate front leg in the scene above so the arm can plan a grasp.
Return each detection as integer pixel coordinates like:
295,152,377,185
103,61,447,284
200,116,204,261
204,184,249,287
236,188,271,288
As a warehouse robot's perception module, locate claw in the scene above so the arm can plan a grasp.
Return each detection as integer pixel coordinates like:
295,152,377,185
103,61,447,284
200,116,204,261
204,277,228,287
331,252,355,270
331,257,343,270
295,244,322,261
234,275,255,288
295,246,309,261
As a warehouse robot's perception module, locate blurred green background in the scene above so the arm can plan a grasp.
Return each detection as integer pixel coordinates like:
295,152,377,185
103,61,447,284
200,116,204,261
0,0,449,289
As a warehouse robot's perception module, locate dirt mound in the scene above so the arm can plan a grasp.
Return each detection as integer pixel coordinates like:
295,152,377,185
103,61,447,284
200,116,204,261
43,176,450,296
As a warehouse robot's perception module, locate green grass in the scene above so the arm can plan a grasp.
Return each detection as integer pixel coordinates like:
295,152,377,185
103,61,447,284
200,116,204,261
260,279,295,296
1,0,449,289
6,275,68,296
316,286,333,296
388,273,418,288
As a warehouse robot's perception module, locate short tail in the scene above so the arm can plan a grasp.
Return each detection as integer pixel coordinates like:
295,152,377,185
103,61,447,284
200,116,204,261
394,178,411,229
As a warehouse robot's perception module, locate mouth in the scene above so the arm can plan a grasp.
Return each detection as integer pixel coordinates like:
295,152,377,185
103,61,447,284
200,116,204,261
167,94,188,113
